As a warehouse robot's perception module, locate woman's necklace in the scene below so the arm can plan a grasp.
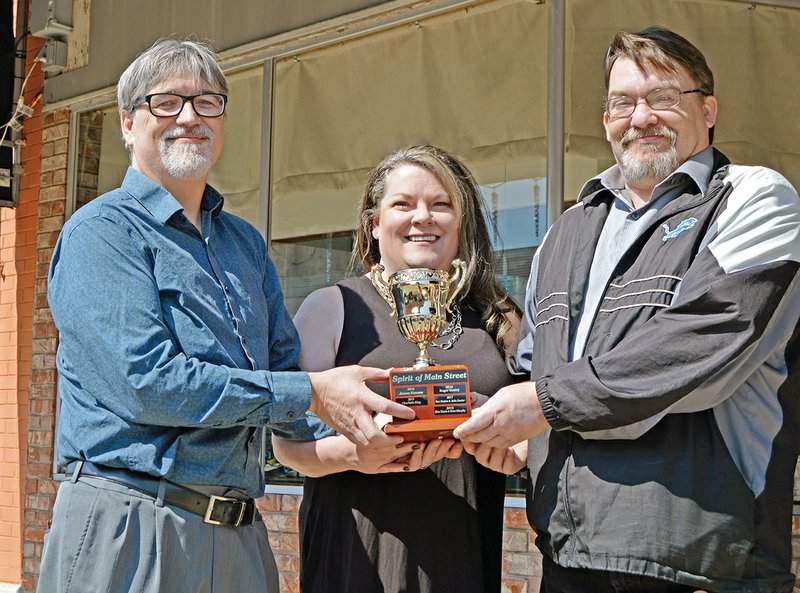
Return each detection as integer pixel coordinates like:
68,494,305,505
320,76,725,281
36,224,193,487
431,303,463,350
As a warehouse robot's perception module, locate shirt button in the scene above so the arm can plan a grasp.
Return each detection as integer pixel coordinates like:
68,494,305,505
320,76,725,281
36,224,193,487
630,212,640,221
224,285,230,292
287,411,295,420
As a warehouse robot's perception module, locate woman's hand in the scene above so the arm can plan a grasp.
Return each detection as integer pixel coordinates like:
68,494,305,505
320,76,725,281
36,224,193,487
344,435,464,473
404,437,463,471
344,433,422,474
272,431,415,477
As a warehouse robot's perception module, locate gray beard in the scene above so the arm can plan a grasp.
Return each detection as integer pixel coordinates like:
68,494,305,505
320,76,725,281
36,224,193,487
616,125,679,185
159,127,214,180
618,145,679,185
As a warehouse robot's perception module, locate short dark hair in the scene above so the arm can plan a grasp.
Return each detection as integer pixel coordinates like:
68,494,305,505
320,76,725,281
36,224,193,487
604,26,715,142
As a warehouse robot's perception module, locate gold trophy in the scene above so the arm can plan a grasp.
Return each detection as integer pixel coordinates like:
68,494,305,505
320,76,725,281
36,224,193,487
370,259,472,441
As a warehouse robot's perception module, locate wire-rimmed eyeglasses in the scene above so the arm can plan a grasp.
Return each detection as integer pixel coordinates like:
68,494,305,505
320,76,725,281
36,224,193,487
605,88,709,120
131,93,228,118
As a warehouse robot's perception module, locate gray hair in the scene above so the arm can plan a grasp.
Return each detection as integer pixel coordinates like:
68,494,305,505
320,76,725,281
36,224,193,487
116,38,228,117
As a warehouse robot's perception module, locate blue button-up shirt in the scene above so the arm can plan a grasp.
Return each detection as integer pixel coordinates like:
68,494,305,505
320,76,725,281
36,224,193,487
48,168,324,497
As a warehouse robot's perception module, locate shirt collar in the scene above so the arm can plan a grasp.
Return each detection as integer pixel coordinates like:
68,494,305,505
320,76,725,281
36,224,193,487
578,146,717,207
121,167,225,224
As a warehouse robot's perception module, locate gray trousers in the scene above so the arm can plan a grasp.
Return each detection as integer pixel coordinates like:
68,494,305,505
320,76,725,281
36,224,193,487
36,477,279,593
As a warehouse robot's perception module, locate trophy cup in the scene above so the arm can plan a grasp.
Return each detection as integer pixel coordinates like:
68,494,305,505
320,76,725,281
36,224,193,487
370,259,472,441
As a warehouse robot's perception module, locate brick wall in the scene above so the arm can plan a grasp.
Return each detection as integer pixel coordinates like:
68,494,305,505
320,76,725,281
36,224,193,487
259,494,303,593
794,516,800,593
502,507,542,592
20,104,67,593
0,30,42,588
0,202,25,584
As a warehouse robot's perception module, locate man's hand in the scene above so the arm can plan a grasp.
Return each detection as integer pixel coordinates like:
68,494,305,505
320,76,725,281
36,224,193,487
453,382,548,448
463,440,528,475
308,365,415,445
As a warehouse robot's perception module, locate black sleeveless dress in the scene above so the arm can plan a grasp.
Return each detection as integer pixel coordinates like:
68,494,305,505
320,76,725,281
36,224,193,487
299,275,518,593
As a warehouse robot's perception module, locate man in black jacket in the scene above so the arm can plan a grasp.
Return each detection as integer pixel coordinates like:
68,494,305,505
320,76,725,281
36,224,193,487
455,26,799,593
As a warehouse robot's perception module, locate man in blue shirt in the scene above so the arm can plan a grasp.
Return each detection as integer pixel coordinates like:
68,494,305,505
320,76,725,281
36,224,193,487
36,38,414,593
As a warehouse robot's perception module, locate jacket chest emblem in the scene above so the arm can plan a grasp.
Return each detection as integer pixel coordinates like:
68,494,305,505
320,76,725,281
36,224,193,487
661,217,698,242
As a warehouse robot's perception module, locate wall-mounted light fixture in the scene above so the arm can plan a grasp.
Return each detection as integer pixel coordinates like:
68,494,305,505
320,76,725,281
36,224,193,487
30,0,73,74
30,0,73,39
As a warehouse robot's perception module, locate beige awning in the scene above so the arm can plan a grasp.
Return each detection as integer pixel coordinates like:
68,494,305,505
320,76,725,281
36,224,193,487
270,0,548,240
270,0,799,240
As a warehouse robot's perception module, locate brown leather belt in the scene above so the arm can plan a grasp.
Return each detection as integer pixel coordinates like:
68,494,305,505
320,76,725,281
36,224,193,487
66,461,257,527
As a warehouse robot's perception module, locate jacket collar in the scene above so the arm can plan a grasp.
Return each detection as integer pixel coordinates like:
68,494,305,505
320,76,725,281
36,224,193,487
578,146,721,208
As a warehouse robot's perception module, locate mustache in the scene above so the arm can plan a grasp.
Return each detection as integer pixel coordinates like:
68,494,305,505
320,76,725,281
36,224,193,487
161,125,214,141
621,125,677,148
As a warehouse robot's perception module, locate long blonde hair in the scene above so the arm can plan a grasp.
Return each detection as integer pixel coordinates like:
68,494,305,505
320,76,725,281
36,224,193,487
354,145,520,353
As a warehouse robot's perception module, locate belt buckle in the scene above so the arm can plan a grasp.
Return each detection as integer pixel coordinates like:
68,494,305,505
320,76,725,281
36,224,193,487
203,494,247,526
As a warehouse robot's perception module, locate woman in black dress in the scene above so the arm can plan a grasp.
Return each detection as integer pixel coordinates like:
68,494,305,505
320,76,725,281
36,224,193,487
273,145,526,593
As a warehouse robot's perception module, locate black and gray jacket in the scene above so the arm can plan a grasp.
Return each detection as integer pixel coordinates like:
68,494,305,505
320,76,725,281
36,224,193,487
516,149,800,593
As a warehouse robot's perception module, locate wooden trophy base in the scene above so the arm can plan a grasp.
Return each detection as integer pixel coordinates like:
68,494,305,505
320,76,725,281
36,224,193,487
384,364,471,442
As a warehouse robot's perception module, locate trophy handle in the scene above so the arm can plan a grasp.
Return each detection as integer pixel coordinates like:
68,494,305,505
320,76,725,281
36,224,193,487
446,259,467,313
370,264,397,316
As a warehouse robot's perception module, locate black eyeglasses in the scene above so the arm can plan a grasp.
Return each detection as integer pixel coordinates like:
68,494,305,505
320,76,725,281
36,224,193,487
605,88,708,120
131,93,228,118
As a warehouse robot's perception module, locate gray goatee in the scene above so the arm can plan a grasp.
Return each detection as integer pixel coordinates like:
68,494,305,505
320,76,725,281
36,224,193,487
617,125,679,185
159,125,214,180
